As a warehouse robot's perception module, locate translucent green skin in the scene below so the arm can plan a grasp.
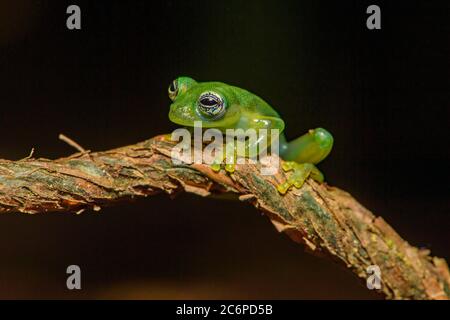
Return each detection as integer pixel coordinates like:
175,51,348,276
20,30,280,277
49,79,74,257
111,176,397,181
168,76,333,166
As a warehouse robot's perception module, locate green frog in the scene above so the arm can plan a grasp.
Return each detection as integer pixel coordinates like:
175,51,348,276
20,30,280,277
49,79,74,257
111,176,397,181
167,76,333,194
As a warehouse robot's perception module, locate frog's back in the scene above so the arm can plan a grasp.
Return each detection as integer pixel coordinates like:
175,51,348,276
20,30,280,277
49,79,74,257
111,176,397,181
229,85,281,118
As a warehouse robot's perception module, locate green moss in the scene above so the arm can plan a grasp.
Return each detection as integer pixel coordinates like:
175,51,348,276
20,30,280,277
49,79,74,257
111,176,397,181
301,191,339,250
67,159,107,178
443,281,450,298
250,173,293,222
386,238,395,249
301,192,330,221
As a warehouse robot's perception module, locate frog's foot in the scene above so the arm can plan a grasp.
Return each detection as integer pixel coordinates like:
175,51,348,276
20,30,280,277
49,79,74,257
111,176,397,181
277,162,324,194
210,161,222,172
224,161,236,173
210,160,236,173
209,146,237,173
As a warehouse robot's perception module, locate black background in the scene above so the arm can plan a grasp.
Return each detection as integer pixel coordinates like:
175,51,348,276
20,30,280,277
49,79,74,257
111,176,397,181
0,0,448,298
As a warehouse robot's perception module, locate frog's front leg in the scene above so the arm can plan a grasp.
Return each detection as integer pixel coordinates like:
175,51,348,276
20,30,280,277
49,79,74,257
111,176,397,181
209,140,239,173
223,133,268,173
278,128,333,194
210,128,272,173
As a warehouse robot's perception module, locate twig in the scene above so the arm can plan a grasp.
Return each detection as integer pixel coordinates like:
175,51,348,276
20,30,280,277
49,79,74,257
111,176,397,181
19,147,35,161
58,133,87,153
0,135,448,300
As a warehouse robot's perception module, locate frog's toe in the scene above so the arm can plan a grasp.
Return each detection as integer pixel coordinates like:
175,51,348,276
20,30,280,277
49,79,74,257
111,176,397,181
278,161,324,194
293,178,304,189
281,161,295,171
210,163,222,172
209,151,227,172
277,181,291,194
225,162,236,173
208,149,236,173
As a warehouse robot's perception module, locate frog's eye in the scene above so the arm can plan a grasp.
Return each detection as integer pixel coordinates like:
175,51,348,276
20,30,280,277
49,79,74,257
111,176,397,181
168,80,178,101
197,91,226,119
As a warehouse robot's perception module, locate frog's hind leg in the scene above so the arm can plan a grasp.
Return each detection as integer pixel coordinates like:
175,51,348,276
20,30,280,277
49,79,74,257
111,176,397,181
278,128,333,194
281,128,333,164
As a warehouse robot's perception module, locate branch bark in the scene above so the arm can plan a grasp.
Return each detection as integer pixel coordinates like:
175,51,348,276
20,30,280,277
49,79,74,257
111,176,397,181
0,135,448,300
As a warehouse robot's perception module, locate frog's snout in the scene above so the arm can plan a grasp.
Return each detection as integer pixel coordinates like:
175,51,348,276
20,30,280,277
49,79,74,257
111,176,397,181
169,102,197,126
168,104,183,124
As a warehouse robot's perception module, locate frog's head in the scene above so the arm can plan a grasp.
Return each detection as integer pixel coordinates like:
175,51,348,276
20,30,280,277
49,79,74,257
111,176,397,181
168,76,241,129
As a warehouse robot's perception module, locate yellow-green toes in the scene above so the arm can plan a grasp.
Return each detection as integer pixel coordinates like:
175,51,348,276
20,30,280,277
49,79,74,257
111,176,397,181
209,152,236,173
277,161,324,194
210,161,236,173
210,162,222,172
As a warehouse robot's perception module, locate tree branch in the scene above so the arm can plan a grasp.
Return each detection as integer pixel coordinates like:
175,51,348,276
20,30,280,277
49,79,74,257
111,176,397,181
0,135,448,299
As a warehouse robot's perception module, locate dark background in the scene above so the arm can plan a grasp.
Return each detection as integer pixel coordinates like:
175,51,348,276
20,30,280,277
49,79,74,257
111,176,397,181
0,0,448,299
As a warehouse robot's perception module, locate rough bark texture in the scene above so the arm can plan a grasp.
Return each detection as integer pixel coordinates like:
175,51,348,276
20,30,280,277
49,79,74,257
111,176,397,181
0,135,448,300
